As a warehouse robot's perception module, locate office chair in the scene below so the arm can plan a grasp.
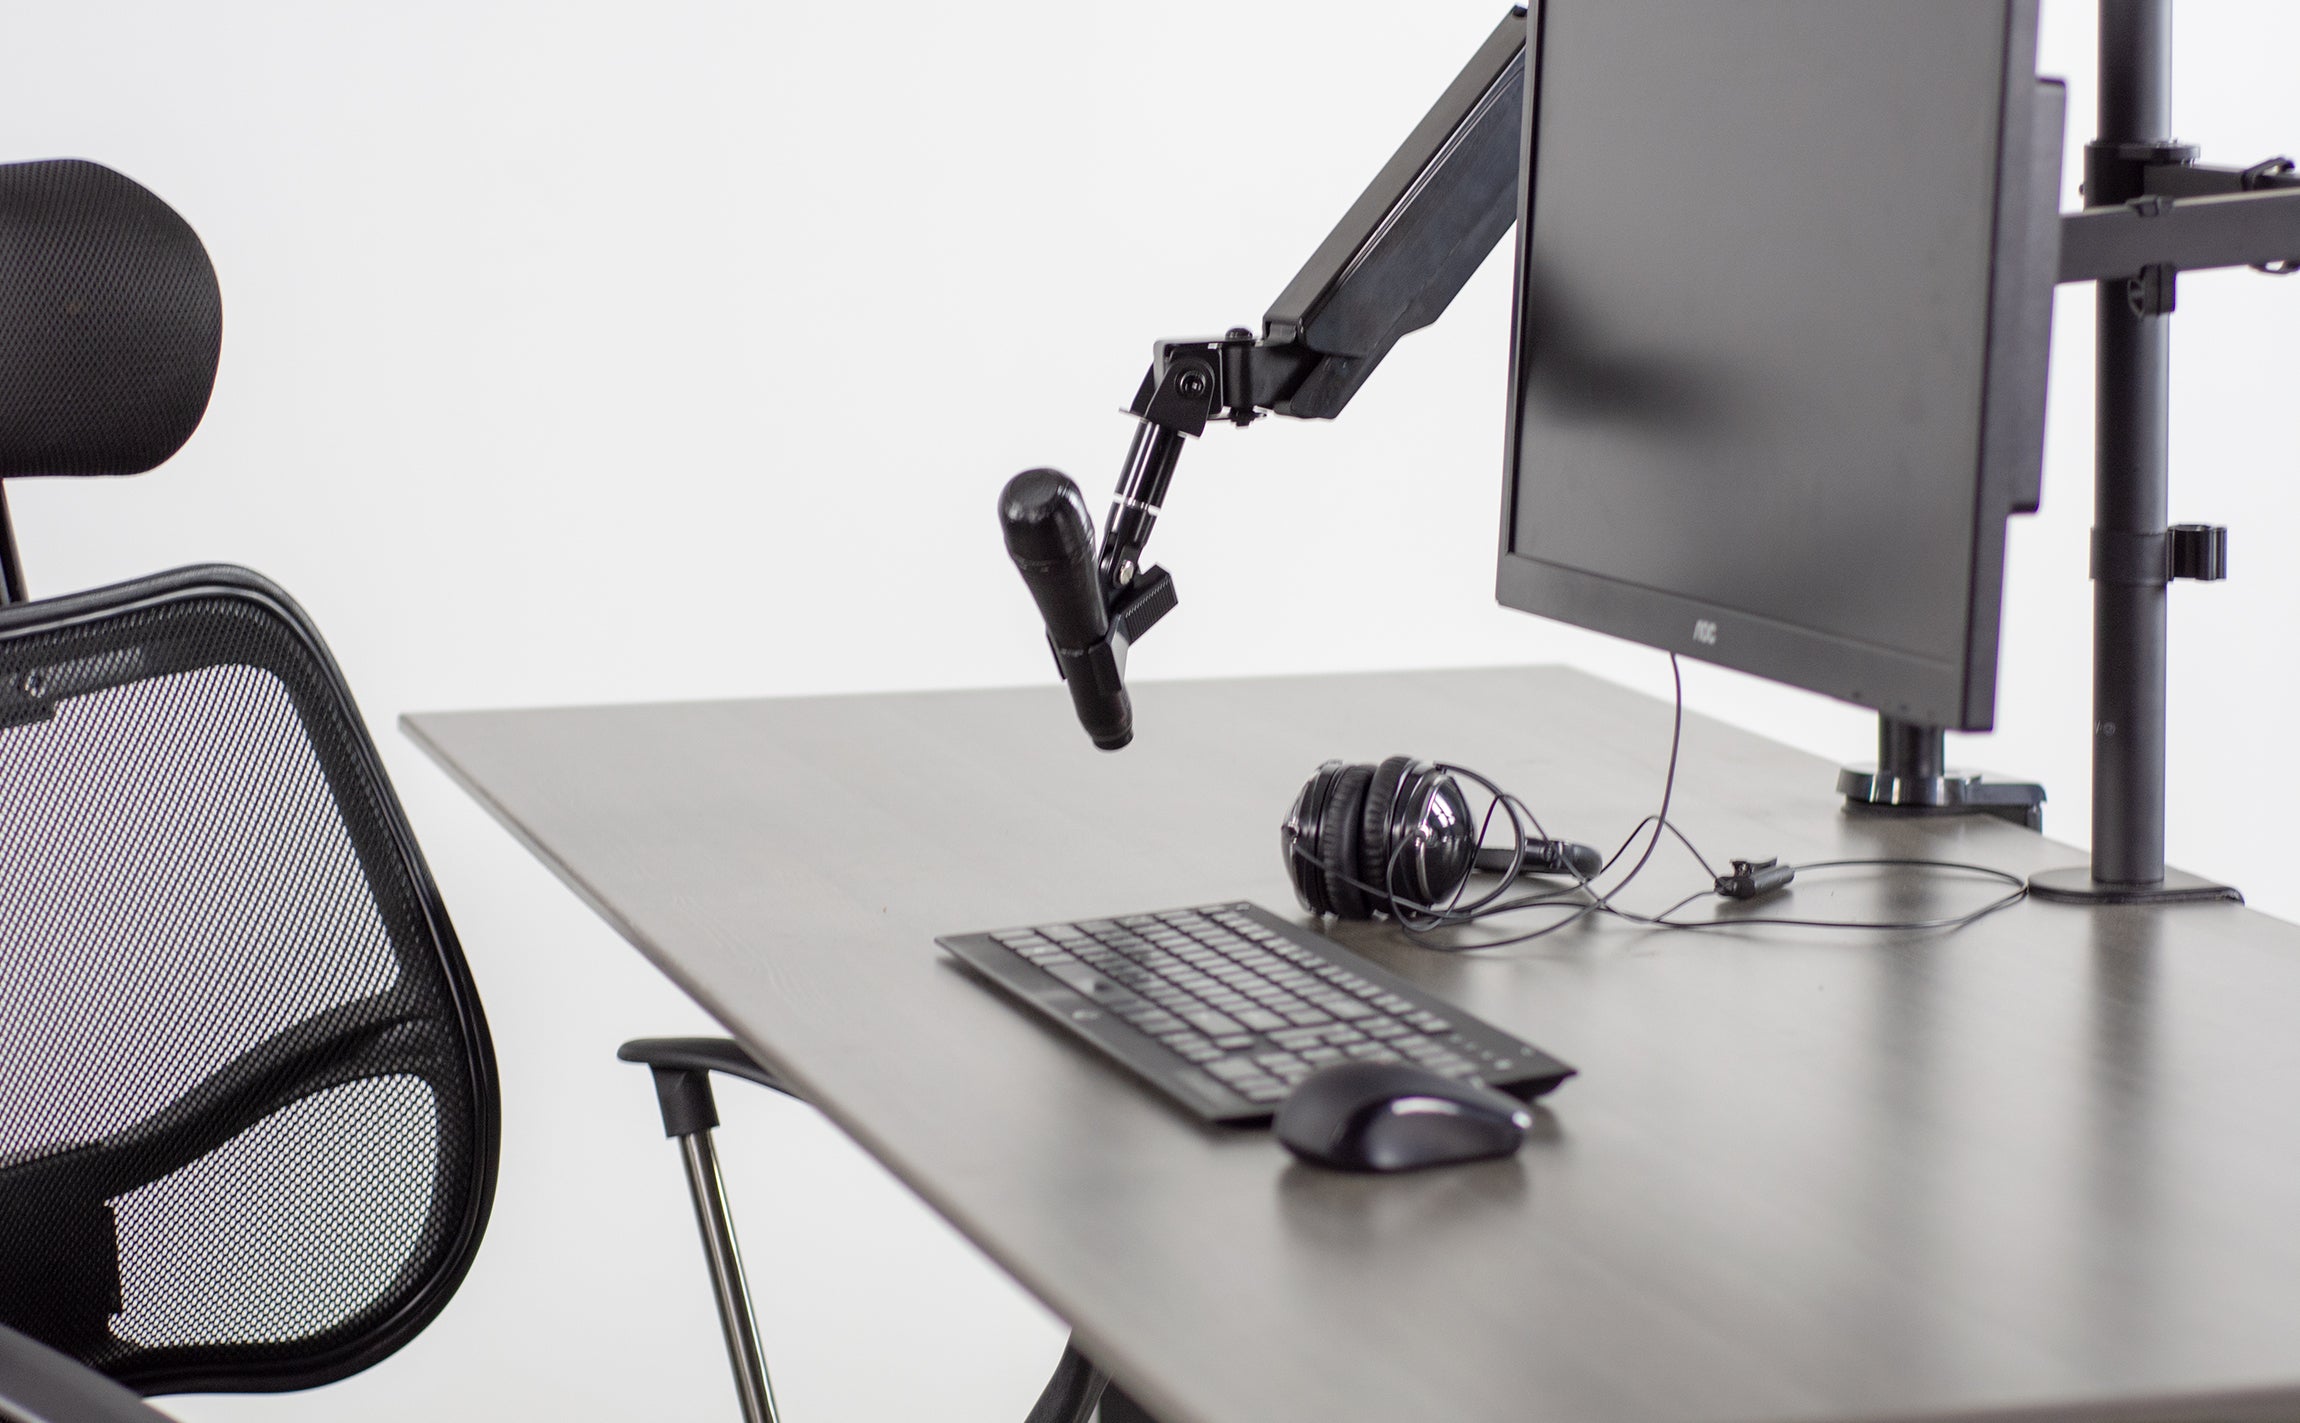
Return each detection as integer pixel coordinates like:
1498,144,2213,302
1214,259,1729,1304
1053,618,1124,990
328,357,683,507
0,158,503,1403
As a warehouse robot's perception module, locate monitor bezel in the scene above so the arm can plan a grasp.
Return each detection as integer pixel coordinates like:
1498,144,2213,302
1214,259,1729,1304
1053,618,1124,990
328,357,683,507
1493,0,2057,732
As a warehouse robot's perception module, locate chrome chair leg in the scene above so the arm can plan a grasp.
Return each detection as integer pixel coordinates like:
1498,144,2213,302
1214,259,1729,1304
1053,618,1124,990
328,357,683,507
678,1125,779,1423
624,1040,789,1423
622,1038,1140,1423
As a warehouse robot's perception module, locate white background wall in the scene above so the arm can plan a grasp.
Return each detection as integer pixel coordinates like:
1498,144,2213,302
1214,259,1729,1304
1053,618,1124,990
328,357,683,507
3,2,2294,1419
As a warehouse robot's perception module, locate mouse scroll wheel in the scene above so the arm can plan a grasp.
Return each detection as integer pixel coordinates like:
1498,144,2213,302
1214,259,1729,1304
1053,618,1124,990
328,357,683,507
1387,1097,1468,1117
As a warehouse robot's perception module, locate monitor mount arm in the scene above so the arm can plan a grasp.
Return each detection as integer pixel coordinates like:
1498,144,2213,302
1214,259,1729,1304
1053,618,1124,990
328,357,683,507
1084,7,1530,642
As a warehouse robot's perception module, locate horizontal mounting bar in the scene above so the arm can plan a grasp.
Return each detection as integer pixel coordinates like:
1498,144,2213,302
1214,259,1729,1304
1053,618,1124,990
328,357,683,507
2060,187,2300,283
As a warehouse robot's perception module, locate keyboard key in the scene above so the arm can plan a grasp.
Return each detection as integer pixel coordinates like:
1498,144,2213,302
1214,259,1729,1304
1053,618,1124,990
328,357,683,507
1182,1008,1245,1036
1235,1008,1290,1032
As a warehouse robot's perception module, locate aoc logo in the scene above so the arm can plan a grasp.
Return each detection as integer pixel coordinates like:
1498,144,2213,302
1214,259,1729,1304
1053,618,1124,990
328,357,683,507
1692,619,1718,646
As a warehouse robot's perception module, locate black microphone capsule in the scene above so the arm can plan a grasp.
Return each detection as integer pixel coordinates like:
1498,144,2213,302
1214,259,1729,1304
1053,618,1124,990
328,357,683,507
999,469,1133,750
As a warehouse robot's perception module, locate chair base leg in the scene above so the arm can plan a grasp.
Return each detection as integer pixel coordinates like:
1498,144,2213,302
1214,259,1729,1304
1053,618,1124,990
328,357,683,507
678,1129,781,1423
1097,1380,1162,1423
1025,1337,1109,1423
1022,1336,1173,1423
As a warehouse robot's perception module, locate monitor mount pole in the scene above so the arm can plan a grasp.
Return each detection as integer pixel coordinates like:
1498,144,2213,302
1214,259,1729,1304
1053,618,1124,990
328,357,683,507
2025,0,2300,904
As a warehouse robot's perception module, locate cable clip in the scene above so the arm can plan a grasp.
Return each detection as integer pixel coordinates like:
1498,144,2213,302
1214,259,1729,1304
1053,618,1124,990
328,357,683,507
1716,858,1795,902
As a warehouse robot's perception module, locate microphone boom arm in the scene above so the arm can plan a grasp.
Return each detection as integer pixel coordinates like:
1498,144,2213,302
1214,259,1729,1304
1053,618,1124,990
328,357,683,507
1092,7,1531,624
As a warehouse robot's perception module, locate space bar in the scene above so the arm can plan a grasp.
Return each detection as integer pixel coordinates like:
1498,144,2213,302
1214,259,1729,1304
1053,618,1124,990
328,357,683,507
1042,961,1149,1010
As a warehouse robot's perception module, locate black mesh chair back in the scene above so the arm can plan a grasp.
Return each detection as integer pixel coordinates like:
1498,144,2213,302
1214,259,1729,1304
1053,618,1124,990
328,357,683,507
0,565,498,1396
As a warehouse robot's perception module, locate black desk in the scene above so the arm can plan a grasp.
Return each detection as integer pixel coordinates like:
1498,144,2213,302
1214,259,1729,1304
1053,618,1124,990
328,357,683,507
404,667,2300,1423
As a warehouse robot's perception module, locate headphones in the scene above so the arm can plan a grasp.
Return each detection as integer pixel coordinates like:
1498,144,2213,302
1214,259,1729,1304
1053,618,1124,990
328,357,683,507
1280,757,1603,921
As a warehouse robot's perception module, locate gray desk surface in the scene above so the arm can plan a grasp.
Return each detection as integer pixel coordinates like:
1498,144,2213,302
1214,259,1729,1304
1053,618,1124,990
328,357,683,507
404,667,2300,1423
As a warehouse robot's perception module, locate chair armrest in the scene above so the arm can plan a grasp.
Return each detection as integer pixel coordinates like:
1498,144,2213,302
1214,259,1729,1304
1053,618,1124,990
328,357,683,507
0,1323,173,1423
618,1037,801,1139
617,1038,796,1099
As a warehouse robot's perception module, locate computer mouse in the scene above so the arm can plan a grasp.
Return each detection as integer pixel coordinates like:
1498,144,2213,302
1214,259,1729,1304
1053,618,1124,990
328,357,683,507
1273,1061,1533,1172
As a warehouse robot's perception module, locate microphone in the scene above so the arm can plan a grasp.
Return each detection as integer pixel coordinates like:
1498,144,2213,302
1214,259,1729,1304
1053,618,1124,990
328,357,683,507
1000,468,1132,750
1475,840,1604,880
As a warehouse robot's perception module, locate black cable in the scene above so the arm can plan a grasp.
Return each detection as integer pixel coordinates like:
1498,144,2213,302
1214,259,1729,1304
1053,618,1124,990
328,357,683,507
1644,858,2029,935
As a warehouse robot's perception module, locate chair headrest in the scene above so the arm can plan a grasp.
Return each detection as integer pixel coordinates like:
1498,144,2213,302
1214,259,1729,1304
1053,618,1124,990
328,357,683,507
0,159,221,479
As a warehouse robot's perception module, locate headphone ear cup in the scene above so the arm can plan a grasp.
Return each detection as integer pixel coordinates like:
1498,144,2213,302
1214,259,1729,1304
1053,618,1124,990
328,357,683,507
1402,766,1479,908
1357,756,1421,916
1317,763,1377,920
1283,760,1347,916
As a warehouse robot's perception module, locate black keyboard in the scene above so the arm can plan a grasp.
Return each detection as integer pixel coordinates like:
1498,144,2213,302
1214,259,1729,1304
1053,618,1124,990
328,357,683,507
938,901,1575,1124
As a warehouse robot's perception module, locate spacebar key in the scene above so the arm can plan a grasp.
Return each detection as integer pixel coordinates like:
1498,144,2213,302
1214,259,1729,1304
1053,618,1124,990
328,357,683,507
1043,961,1151,1012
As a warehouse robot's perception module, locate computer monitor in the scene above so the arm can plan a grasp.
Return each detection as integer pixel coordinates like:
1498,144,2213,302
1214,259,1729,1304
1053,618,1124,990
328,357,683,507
1496,0,2065,732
